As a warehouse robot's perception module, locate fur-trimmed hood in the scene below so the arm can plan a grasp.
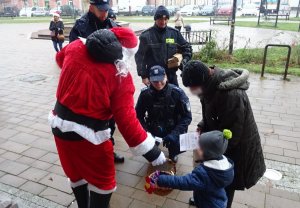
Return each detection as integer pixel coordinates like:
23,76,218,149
217,68,250,90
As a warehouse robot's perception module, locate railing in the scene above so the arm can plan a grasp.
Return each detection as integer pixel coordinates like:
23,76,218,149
180,30,212,45
261,44,292,80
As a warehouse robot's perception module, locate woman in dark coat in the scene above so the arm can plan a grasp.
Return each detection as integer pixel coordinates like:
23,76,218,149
49,12,64,52
182,61,266,208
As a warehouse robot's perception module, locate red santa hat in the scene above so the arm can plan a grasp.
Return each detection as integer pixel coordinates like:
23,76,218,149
110,27,139,77
53,11,60,17
110,27,138,49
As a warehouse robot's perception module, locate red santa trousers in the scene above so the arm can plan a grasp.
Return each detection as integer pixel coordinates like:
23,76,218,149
54,136,116,193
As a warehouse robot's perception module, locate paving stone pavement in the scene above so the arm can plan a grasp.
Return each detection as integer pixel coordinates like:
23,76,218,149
0,23,300,208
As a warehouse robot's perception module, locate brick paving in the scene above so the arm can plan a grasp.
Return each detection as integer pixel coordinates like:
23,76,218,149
0,23,300,207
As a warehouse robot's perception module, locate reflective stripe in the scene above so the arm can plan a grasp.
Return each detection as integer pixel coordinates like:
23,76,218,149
48,111,111,145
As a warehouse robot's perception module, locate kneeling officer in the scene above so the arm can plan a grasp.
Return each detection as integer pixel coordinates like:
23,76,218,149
135,65,192,162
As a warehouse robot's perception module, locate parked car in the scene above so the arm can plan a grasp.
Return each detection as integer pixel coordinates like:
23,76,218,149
111,6,118,15
180,5,201,16
32,7,49,16
199,5,216,16
240,4,259,16
166,5,180,16
118,5,143,16
135,5,144,16
279,3,291,15
19,7,35,17
141,5,156,16
49,8,62,16
0,6,19,17
60,5,81,16
216,5,232,16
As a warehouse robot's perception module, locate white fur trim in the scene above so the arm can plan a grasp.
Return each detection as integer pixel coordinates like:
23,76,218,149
88,184,117,194
48,111,111,145
79,37,87,45
151,152,167,166
203,156,232,170
69,179,88,188
129,132,155,156
114,43,139,77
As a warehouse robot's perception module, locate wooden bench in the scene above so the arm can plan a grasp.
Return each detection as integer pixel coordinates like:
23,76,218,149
266,13,290,20
210,16,232,26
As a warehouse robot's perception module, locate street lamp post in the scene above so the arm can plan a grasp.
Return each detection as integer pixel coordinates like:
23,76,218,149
228,0,237,54
296,0,300,18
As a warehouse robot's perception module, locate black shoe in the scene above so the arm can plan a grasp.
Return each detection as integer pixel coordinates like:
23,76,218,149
114,152,125,163
189,197,195,206
170,155,178,163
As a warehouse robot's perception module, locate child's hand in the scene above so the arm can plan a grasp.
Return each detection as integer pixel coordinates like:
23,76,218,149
156,176,172,191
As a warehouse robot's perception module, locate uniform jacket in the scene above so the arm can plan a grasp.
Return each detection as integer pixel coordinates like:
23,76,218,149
69,12,118,42
49,39,159,160
135,84,192,140
158,156,234,208
198,68,266,190
135,25,192,78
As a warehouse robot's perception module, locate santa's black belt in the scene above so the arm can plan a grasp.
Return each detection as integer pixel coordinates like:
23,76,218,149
54,101,110,131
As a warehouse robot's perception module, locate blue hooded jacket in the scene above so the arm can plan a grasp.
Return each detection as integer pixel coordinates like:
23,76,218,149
157,156,234,208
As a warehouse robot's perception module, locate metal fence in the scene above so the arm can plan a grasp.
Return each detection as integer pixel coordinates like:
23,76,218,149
180,30,212,45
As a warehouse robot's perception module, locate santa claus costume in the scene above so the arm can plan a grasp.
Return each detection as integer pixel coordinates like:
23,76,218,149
48,27,166,208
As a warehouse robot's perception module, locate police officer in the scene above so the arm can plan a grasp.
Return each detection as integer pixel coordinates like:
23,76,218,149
69,0,118,42
69,0,124,163
108,9,116,21
135,5,192,87
135,65,192,163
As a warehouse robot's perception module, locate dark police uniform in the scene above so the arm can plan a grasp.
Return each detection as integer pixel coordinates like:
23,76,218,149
69,12,118,43
135,25,192,86
135,84,192,159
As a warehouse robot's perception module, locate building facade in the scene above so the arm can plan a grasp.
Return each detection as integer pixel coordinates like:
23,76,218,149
1,0,83,10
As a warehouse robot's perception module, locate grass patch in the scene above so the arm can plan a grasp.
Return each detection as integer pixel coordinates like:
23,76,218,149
0,16,76,24
235,21,300,32
211,62,300,76
193,41,300,76
289,17,300,21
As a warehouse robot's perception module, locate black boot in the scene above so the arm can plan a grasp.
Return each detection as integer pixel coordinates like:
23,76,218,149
90,191,112,208
72,184,89,208
189,197,195,206
114,152,125,163
170,155,178,163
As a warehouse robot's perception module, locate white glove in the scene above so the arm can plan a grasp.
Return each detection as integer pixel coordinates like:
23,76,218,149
151,152,166,166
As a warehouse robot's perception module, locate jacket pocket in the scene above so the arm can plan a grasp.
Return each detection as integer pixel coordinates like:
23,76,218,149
167,44,177,59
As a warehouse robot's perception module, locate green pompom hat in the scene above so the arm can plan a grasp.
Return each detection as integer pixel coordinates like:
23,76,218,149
223,129,232,140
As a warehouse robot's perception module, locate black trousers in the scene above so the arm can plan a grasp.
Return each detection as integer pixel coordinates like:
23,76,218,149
175,26,182,32
166,70,179,86
225,187,235,208
72,184,112,208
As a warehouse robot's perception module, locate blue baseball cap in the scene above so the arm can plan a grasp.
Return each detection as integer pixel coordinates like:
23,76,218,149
149,65,166,82
90,0,110,11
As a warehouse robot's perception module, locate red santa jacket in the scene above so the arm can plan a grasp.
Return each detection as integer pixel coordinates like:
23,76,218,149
48,39,159,159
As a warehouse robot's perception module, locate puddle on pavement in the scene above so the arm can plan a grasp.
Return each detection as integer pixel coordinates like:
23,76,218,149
18,73,51,84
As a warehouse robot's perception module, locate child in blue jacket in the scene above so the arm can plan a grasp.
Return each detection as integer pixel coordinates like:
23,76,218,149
157,130,234,208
